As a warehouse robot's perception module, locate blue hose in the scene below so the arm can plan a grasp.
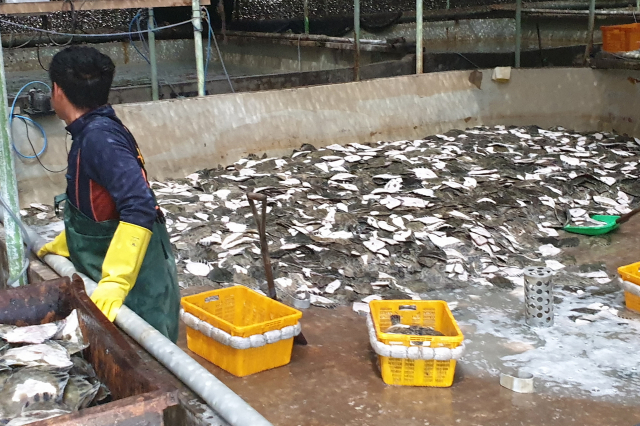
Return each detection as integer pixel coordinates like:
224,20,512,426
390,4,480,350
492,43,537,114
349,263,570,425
10,81,51,159
129,11,150,65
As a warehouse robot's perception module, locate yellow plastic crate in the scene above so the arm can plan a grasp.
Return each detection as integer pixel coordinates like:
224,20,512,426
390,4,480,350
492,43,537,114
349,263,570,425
181,286,302,377
369,300,464,387
617,262,640,313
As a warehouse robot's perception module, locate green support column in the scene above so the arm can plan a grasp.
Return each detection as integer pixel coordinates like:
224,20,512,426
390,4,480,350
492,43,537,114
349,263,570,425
304,0,310,34
416,0,423,73
515,0,522,68
354,0,360,81
0,38,26,287
148,8,159,101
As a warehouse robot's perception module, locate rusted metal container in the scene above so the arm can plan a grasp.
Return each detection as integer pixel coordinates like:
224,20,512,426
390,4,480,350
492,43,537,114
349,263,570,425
0,275,178,426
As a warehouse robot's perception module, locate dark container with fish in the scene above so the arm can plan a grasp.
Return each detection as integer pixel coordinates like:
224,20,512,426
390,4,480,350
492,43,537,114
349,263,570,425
0,275,178,425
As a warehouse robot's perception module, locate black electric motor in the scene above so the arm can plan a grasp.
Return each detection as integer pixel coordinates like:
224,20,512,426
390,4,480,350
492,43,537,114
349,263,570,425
27,88,52,115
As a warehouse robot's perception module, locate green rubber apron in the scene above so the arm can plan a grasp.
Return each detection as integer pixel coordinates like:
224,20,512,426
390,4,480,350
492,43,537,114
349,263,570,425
60,195,180,343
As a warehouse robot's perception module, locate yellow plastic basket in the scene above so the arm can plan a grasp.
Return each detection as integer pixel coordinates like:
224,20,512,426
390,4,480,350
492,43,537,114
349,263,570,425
181,286,302,377
617,262,640,314
369,300,464,387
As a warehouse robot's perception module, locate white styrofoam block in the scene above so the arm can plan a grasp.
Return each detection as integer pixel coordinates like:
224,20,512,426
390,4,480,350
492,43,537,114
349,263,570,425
492,66,511,82
452,343,465,360
264,330,282,344
293,323,302,336
229,336,251,350
390,345,408,359
366,315,374,329
434,347,452,361
180,312,198,329
249,334,267,348
407,347,421,360
374,341,391,357
420,347,434,360
213,328,231,346
281,326,295,340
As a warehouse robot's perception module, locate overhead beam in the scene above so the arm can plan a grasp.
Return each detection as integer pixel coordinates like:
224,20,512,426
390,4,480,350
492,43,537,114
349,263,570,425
0,0,209,15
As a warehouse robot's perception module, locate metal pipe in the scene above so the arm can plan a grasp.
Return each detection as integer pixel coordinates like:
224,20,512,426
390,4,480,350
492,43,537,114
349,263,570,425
515,0,522,68
192,0,205,97
148,8,159,102
519,7,640,15
0,210,274,426
0,37,25,287
416,0,423,74
354,0,360,81
224,30,387,45
583,0,596,64
303,0,309,34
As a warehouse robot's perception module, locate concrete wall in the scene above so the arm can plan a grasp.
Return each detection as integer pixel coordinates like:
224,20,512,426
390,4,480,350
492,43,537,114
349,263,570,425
14,67,640,206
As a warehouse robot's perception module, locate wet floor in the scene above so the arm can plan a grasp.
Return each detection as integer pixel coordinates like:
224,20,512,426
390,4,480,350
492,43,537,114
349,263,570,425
178,212,640,426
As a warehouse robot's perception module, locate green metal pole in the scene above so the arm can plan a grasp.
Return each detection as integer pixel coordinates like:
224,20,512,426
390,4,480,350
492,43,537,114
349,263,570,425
148,8,159,101
192,0,206,96
0,37,26,287
515,0,522,68
416,0,423,73
354,0,360,81
304,0,310,34
583,0,596,65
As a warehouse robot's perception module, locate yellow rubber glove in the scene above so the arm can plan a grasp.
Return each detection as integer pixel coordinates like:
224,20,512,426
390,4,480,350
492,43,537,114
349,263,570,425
37,230,70,258
90,222,152,322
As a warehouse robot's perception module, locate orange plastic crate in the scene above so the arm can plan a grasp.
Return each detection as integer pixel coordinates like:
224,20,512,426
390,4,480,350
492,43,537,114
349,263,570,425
601,23,640,52
617,262,640,313
181,286,302,377
369,300,464,387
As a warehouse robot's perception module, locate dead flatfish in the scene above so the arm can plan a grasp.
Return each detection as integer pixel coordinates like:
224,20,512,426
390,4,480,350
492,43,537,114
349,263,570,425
0,368,69,418
69,357,110,406
0,323,60,346
384,315,445,336
5,409,71,426
69,356,96,379
0,342,72,370
63,376,100,411
53,310,89,355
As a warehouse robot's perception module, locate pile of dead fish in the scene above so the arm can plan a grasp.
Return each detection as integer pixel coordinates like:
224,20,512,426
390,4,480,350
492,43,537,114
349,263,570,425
0,311,109,425
149,125,638,310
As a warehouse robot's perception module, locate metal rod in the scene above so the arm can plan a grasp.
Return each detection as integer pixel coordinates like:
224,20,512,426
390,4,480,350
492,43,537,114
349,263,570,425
515,0,522,68
0,35,25,287
192,0,205,97
354,0,360,81
0,211,274,426
416,0,423,74
148,8,159,101
304,0,310,34
583,0,596,65
536,21,544,67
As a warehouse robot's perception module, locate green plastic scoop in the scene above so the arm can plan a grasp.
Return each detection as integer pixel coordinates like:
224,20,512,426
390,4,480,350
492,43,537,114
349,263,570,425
563,206,640,236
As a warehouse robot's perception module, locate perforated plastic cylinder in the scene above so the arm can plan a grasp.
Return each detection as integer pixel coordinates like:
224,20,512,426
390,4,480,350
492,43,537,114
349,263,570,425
524,266,554,327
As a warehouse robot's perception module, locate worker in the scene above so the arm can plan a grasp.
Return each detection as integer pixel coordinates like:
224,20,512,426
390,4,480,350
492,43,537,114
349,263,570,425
37,46,180,343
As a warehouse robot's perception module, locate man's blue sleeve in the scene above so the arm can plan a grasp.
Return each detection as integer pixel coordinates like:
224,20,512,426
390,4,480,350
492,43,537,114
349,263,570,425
81,129,157,231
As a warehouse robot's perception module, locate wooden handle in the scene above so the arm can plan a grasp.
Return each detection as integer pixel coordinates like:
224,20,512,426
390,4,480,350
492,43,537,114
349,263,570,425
246,192,267,202
616,206,640,224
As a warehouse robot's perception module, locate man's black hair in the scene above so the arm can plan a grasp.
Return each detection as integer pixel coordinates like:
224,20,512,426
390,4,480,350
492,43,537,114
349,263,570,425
49,46,115,110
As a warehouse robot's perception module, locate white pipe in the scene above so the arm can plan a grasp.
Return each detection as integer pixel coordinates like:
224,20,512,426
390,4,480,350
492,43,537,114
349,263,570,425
192,0,206,97
0,211,273,426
